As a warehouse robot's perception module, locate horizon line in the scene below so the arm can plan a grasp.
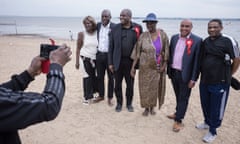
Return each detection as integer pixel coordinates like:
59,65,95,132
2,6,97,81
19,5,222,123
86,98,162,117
0,15,240,20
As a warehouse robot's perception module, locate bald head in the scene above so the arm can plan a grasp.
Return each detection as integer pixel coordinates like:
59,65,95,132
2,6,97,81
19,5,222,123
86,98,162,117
181,19,193,27
180,19,193,37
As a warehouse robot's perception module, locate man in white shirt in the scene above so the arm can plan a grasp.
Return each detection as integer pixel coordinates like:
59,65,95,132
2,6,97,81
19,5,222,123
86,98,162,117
94,9,115,106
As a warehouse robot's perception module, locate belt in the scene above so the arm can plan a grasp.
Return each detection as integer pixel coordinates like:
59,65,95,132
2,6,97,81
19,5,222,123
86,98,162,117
171,68,182,73
97,51,108,54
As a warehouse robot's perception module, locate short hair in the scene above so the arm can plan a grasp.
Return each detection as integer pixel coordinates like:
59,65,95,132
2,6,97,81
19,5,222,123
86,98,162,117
83,16,97,31
102,9,111,17
208,19,223,27
122,9,132,18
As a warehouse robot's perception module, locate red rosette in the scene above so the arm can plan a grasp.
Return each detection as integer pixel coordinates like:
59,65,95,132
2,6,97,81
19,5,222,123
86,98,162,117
186,39,193,55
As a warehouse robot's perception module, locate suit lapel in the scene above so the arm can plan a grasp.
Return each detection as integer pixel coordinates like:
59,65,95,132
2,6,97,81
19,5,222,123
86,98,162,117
172,35,179,53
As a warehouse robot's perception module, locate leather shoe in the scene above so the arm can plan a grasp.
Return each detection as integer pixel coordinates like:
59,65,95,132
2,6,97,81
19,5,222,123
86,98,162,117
108,98,113,106
93,96,104,103
172,122,184,132
127,105,134,112
167,114,176,120
115,104,122,112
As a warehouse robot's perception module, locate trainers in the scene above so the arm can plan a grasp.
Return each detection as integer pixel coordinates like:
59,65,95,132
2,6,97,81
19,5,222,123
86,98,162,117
82,99,92,105
196,123,209,130
202,131,217,143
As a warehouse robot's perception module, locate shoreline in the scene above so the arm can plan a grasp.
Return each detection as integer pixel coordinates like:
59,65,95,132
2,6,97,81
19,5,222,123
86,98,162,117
1,33,72,41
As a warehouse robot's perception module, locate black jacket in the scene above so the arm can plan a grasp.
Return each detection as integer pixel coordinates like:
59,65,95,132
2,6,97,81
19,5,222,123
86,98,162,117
0,63,65,144
108,22,142,71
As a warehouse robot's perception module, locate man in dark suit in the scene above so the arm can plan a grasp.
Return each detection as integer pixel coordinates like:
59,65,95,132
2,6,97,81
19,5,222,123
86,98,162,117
167,19,202,132
93,9,115,106
108,9,142,112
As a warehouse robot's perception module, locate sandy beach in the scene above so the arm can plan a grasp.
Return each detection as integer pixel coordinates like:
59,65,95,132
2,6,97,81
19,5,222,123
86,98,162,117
0,35,239,144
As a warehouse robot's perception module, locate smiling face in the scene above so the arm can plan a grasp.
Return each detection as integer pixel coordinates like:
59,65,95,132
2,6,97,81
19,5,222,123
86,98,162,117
101,10,111,26
208,21,222,39
83,16,96,33
146,21,157,33
180,20,193,37
120,9,131,27
84,19,93,32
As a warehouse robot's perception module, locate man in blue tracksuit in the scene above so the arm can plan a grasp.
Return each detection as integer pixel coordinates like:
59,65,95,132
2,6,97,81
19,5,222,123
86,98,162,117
197,19,240,143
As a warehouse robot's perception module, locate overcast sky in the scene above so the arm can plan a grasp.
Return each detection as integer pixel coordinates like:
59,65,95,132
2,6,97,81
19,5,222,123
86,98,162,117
1,0,239,18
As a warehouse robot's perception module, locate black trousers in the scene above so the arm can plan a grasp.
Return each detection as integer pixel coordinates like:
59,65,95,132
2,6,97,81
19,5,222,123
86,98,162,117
82,57,98,100
96,52,114,99
0,131,21,144
114,58,134,106
170,68,191,123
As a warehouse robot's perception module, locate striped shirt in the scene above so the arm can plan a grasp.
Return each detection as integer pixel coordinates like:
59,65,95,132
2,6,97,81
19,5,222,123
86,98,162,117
223,34,240,58
0,63,65,131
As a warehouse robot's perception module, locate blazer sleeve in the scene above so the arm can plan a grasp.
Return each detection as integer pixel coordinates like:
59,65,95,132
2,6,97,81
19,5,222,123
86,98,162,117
108,28,114,65
167,35,177,79
191,36,203,81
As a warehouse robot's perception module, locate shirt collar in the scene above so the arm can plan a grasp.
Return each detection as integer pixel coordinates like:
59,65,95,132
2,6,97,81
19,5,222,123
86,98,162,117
101,22,111,28
178,33,191,39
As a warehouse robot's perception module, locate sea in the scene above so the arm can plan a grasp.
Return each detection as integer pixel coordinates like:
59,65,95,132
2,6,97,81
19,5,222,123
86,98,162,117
0,16,239,43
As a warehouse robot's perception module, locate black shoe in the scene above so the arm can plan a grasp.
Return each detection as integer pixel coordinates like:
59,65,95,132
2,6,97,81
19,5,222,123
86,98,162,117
127,105,134,112
115,104,122,112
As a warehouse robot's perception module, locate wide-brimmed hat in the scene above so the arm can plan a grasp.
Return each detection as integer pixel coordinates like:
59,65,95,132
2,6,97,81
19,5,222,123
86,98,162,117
142,13,158,22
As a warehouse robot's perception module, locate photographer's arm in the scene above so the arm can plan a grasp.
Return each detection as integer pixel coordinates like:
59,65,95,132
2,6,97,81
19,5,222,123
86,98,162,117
0,45,71,131
0,56,44,91
0,64,65,131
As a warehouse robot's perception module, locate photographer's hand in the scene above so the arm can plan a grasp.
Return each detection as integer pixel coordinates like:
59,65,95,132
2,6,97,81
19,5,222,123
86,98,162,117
27,56,45,78
50,44,72,67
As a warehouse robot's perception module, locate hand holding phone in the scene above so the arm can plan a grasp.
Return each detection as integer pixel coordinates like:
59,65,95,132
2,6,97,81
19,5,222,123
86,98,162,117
40,44,59,73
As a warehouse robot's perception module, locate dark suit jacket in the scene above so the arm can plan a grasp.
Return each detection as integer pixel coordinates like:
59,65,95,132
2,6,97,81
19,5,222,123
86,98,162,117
108,22,142,71
96,22,116,41
167,33,202,83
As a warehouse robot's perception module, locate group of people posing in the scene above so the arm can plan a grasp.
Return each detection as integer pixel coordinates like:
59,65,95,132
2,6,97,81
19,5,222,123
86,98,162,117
0,8,239,144
75,8,240,143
